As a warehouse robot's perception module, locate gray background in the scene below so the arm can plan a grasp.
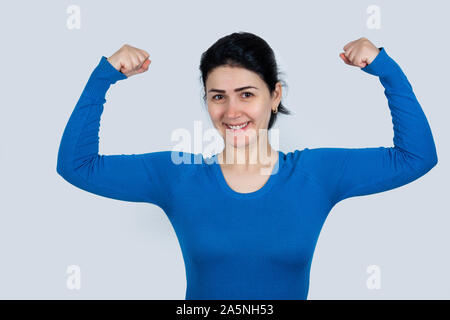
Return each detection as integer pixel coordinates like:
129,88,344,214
0,0,448,299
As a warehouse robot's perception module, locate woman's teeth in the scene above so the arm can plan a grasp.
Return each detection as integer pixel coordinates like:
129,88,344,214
226,121,249,130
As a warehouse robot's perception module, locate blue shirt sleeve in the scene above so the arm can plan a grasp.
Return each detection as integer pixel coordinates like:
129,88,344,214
300,47,438,206
56,56,183,211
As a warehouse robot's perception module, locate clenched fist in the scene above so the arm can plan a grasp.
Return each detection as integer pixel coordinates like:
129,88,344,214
339,37,380,68
107,44,151,77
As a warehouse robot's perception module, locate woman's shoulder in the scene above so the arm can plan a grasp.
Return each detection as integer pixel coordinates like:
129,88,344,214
284,147,348,171
146,150,210,168
281,148,308,167
135,150,209,193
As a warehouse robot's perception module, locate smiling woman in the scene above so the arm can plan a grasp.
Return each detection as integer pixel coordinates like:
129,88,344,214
198,33,294,168
57,32,438,300
199,32,291,131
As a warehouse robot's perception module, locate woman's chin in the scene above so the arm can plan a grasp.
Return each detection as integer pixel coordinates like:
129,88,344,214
223,137,258,149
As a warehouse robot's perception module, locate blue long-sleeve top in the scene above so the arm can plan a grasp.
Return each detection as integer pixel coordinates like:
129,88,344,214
57,47,438,300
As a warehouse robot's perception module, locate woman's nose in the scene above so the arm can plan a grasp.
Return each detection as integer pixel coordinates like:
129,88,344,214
224,98,243,118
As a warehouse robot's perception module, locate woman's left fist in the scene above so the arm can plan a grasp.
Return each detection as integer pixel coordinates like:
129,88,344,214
339,37,380,68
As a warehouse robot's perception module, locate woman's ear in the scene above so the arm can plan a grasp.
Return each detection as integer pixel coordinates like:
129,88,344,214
272,82,282,106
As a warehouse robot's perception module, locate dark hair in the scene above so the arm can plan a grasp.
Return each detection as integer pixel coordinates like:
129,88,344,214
199,31,291,130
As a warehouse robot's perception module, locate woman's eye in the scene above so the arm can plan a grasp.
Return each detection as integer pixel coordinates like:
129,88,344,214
212,92,253,101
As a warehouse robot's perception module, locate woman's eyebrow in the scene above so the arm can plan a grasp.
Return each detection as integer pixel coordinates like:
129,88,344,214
208,86,258,93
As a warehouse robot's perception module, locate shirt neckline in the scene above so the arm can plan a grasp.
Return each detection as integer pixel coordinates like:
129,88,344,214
209,150,284,199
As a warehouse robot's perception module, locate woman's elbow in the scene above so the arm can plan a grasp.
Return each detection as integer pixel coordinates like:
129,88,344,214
415,151,438,176
427,152,438,169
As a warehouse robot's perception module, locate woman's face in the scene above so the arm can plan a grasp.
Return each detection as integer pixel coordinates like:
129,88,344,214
205,65,282,149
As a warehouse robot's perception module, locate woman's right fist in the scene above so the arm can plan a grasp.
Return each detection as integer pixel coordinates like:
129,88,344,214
107,44,151,77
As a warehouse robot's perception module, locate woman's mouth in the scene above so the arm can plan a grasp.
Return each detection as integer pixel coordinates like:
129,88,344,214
223,121,251,132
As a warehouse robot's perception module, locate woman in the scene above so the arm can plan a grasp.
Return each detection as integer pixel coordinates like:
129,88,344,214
56,32,438,300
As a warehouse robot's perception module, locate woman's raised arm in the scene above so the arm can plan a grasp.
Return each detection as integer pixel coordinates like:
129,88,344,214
299,41,438,206
56,45,182,211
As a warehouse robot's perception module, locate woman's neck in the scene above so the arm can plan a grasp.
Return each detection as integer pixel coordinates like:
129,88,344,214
217,143,278,174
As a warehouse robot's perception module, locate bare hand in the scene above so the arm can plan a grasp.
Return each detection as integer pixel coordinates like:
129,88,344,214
107,44,151,77
339,37,380,68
